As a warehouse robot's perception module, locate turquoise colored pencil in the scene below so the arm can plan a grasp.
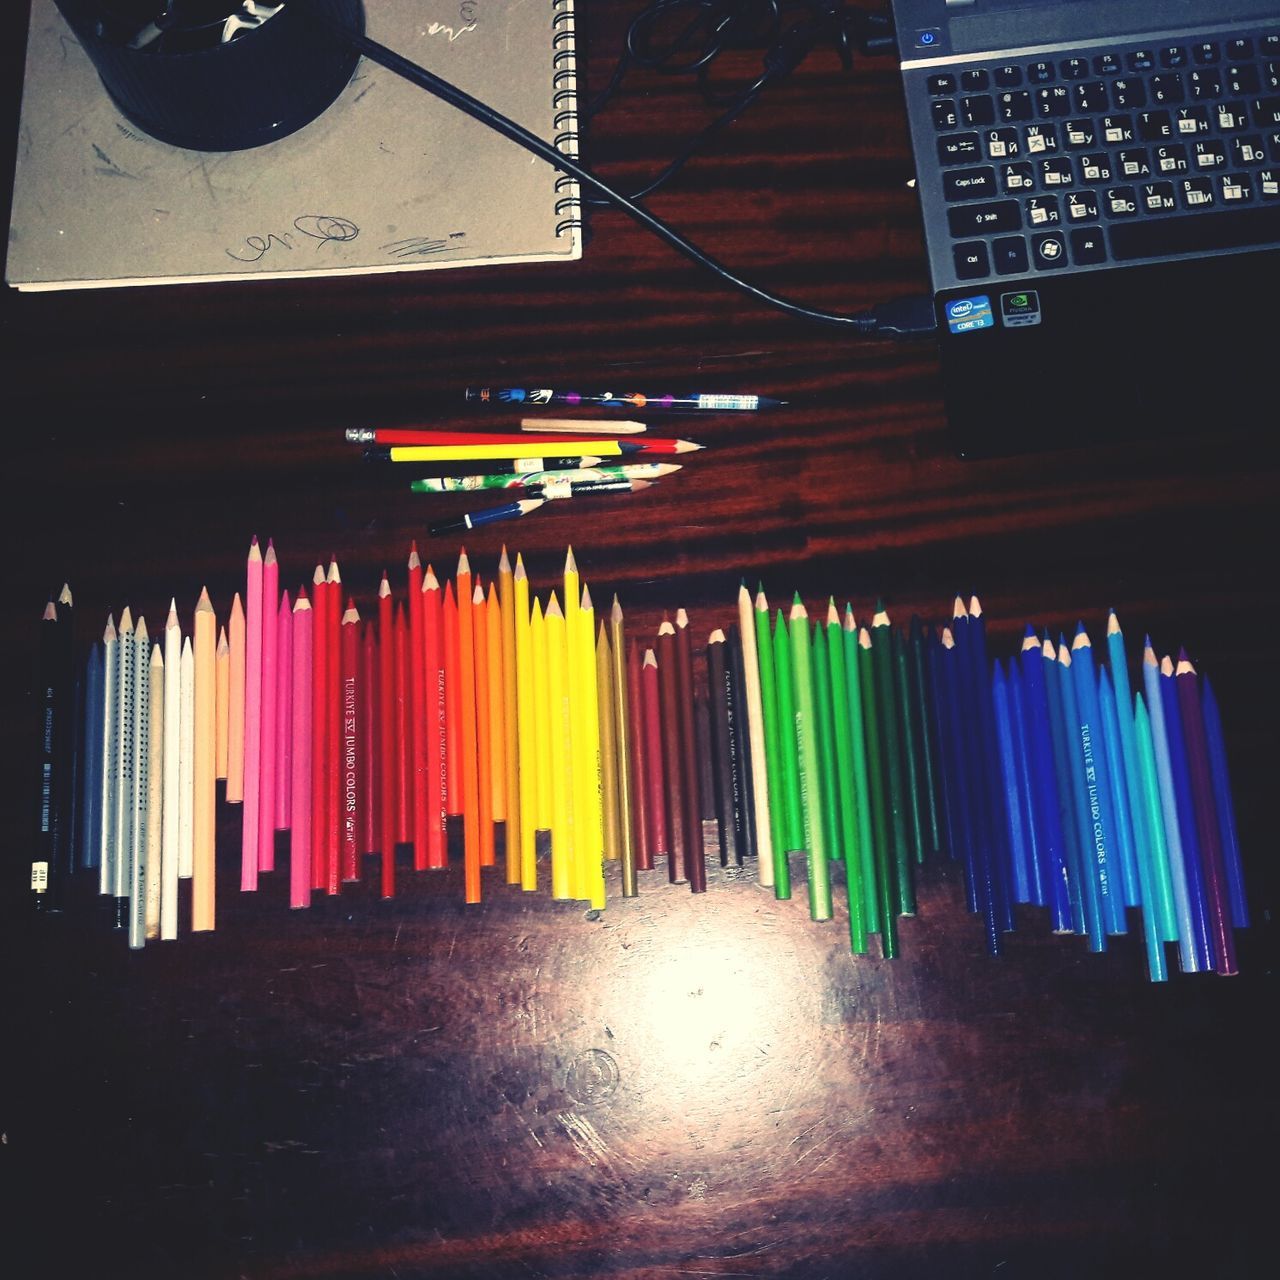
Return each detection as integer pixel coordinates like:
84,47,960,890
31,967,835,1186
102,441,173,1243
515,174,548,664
788,597,832,923
753,590,791,899
859,626,898,958
842,608,879,937
825,602,866,954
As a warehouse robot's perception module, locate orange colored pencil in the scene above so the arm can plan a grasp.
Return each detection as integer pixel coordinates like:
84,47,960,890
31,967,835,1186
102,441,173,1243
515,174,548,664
407,545,427,869
473,581,495,869
422,565,447,871
456,551,481,900
309,563,329,893
443,580,461,817
487,583,508,877
377,574,397,895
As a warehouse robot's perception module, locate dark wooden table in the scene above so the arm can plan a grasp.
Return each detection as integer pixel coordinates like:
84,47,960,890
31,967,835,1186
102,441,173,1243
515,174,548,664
3,4,1275,1277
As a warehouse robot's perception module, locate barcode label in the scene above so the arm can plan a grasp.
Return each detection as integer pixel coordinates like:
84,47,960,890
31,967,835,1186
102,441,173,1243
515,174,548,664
696,394,760,410
30,861,49,891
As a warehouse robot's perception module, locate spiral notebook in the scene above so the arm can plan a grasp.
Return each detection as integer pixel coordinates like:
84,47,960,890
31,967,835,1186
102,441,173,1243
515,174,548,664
4,0,583,291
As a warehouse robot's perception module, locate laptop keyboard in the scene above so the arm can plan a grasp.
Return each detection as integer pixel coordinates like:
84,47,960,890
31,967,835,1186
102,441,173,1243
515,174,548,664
923,31,1280,283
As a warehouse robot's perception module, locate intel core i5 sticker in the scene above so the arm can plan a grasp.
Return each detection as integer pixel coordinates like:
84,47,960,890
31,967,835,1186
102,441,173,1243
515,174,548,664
946,295,992,334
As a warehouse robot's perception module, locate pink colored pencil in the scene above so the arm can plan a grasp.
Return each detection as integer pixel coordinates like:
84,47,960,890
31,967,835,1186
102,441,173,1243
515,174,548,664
423,565,448,870
407,545,428,870
258,540,279,872
394,603,411,846
360,620,378,858
378,575,397,896
241,537,263,892
310,563,329,894
340,599,360,882
275,589,293,831
289,590,313,908
325,559,342,894
226,592,246,803
641,648,669,858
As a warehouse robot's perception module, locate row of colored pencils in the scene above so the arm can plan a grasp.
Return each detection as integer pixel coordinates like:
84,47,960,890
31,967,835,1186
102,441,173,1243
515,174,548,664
721,585,1248,979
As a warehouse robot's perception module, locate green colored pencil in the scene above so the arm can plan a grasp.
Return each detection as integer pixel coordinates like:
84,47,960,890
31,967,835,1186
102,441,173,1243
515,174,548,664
826,602,867,954
860,626,898,958
810,617,842,864
843,607,879,937
872,605,915,917
788,596,832,922
752,590,790,898
773,609,805,856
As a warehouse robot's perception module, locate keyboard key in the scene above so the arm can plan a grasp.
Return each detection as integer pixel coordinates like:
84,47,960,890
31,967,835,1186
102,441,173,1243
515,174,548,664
1260,169,1280,198
1061,58,1089,80
1027,60,1055,83
994,64,1022,88
953,241,990,279
1128,50,1155,72
1108,204,1280,259
1100,114,1134,144
1266,60,1280,91
1187,70,1222,100
1104,186,1139,217
1038,86,1072,117
1078,152,1114,183
1231,135,1268,165
1064,118,1097,148
938,132,982,164
1039,156,1074,186
928,73,958,95
1226,38,1254,60
943,165,999,199
1192,41,1220,65
1071,82,1107,114
997,91,1032,122
985,127,1021,158
1159,46,1187,69
1150,74,1185,104
1111,78,1147,109
961,95,997,126
1069,226,1107,262
1174,106,1212,136
1220,172,1254,202
1137,109,1174,140
1140,181,1177,212
1153,143,1189,174
1217,96,1250,131
991,235,1029,274
1094,54,1122,76
1263,35,1280,55
961,70,990,91
1117,148,1152,179
1193,140,1228,169
1000,162,1034,193
1271,129,1280,161
1025,195,1061,226
1031,230,1068,266
1180,176,1216,208
1227,64,1260,95
1252,96,1280,126
932,100,959,130
1065,190,1099,221
947,199,1022,236
1022,124,1060,154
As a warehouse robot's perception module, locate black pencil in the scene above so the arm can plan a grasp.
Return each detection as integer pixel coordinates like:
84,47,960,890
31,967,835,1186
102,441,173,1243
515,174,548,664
726,623,756,865
706,630,737,866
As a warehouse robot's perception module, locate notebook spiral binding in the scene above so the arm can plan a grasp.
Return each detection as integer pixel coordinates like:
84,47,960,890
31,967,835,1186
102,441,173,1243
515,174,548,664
551,0,582,240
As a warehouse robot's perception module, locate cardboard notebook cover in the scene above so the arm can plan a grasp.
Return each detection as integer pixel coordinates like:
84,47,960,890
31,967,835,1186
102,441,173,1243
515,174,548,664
5,0,582,290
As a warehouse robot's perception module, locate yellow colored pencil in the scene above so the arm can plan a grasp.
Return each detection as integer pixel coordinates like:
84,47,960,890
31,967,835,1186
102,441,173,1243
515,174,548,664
486,581,508,837
597,619,620,864
545,593,574,900
388,442,624,463
498,548,520,882
530,595,552,835
609,597,637,897
563,550,583,898
192,587,217,932
513,556,537,889
578,587,606,909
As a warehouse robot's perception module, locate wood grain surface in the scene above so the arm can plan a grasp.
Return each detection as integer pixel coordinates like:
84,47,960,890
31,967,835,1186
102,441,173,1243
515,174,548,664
2,4,1275,1277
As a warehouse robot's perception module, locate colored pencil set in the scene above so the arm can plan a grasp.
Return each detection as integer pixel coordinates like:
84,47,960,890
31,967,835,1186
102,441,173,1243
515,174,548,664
29,560,1251,980
723,585,1249,980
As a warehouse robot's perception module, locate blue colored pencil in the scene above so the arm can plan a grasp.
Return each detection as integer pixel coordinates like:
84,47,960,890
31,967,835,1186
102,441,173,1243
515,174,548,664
1069,625,1126,934
1200,675,1249,929
1140,641,1207,972
992,660,1032,904
1039,636,1086,935
1097,664,1142,911
1175,653,1237,976
1005,654,1046,908
1019,631,1072,931
1100,667,1166,981
78,642,105,872
1057,638,1106,950
1155,647,1216,972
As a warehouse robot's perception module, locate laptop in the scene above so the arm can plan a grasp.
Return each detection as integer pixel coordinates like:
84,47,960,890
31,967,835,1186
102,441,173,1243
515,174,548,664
891,0,1280,457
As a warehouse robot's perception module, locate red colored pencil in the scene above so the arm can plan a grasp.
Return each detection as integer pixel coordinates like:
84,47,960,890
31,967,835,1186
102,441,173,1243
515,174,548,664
340,599,360,883
443,581,461,817
407,545,428,869
309,563,329,893
423,565,447,870
377,574,397,895
394,603,411,847
275,588,293,833
627,639,653,871
360,619,378,858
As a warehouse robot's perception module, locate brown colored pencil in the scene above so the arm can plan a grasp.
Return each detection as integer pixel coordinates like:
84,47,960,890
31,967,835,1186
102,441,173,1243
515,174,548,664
626,638,651,873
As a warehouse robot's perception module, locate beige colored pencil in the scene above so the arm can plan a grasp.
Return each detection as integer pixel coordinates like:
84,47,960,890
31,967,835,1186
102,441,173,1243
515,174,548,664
215,625,230,782
520,417,646,434
737,583,774,887
226,591,245,803
145,643,164,941
192,587,217,932
161,602,181,939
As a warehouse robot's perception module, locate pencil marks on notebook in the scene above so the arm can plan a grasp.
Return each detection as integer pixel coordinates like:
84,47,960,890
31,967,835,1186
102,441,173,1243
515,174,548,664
226,216,360,262
382,232,469,260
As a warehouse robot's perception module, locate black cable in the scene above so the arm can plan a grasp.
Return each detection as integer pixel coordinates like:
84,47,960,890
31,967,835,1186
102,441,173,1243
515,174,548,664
296,3,934,339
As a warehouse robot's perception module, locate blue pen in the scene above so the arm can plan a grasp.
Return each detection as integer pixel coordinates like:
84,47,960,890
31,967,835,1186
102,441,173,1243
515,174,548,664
1200,675,1249,929
428,497,546,537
